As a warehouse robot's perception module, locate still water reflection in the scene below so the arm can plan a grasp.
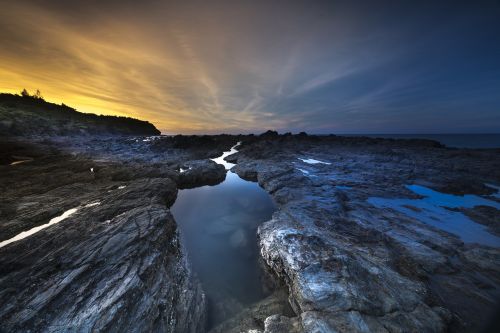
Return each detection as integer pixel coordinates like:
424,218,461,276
171,150,275,328
368,185,500,247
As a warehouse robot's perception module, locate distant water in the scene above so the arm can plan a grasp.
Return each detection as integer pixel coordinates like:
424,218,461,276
341,134,500,149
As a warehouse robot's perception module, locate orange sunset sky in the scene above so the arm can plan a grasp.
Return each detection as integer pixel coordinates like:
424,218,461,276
1,0,499,134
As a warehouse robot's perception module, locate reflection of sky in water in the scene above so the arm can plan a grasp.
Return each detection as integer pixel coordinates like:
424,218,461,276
210,142,241,170
171,169,275,327
368,185,500,247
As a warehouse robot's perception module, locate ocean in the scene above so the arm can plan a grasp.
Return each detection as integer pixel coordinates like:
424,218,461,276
340,134,500,149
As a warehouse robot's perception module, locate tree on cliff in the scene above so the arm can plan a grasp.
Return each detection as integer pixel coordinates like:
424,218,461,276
20,88,44,100
20,88,29,98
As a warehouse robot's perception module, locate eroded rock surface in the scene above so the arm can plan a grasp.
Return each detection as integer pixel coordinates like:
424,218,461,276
177,159,226,189
232,135,500,332
0,137,239,333
1,133,499,333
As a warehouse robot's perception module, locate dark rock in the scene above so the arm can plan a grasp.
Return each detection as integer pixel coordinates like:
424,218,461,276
177,159,227,189
0,93,160,136
0,140,212,332
0,174,206,332
2,132,499,332
209,289,295,333
460,205,500,236
232,135,500,332
260,130,279,138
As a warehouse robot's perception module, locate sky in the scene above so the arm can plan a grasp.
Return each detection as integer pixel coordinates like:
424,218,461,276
0,0,499,134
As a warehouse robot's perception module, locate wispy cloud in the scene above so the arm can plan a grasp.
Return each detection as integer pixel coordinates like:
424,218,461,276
1,1,499,133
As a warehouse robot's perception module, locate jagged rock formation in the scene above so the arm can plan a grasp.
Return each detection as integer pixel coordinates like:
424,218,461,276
0,138,237,332
0,147,211,332
208,289,296,333
232,135,500,332
178,159,227,189
1,132,499,332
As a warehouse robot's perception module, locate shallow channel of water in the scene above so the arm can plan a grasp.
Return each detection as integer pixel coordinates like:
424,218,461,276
368,184,500,247
171,144,276,328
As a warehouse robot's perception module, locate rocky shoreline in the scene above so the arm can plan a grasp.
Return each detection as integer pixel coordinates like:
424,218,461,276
232,134,500,332
1,133,499,332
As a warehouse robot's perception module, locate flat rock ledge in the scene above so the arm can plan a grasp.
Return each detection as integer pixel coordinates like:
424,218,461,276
232,136,500,333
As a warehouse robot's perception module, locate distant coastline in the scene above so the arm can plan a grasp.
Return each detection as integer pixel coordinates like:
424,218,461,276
340,134,500,149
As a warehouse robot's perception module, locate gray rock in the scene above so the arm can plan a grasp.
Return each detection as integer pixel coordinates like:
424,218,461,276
233,135,500,332
177,159,227,189
0,146,207,332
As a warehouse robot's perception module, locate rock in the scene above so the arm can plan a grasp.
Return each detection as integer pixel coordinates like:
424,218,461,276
460,205,500,236
0,142,207,332
177,159,227,189
2,132,500,332
264,314,301,333
209,289,295,333
232,134,500,332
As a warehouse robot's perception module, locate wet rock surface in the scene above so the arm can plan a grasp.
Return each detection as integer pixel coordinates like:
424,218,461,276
177,159,226,189
1,133,499,332
459,205,500,236
232,135,500,332
0,136,236,332
208,289,295,333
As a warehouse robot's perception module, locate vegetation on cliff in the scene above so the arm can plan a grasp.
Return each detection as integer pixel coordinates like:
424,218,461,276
0,91,160,136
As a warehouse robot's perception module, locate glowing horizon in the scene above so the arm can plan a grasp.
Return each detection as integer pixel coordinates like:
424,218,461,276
1,1,499,134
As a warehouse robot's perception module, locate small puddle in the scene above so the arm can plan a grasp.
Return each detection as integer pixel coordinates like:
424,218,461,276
0,202,101,249
298,157,331,165
171,142,276,328
368,185,500,247
9,156,34,166
0,208,78,249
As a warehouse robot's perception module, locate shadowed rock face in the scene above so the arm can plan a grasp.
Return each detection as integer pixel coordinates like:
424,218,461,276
0,138,236,333
231,135,500,332
1,133,499,333
177,159,227,189
0,152,207,331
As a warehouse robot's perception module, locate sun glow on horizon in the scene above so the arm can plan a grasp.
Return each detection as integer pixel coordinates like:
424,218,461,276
1,1,499,134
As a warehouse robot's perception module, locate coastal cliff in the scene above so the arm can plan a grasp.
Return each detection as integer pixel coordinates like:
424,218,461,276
0,93,160,136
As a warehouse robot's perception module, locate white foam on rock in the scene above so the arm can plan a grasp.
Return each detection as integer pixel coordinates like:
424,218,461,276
0,198,106,249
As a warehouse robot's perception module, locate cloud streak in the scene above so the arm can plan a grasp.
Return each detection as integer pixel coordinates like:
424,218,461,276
1,0,499,134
